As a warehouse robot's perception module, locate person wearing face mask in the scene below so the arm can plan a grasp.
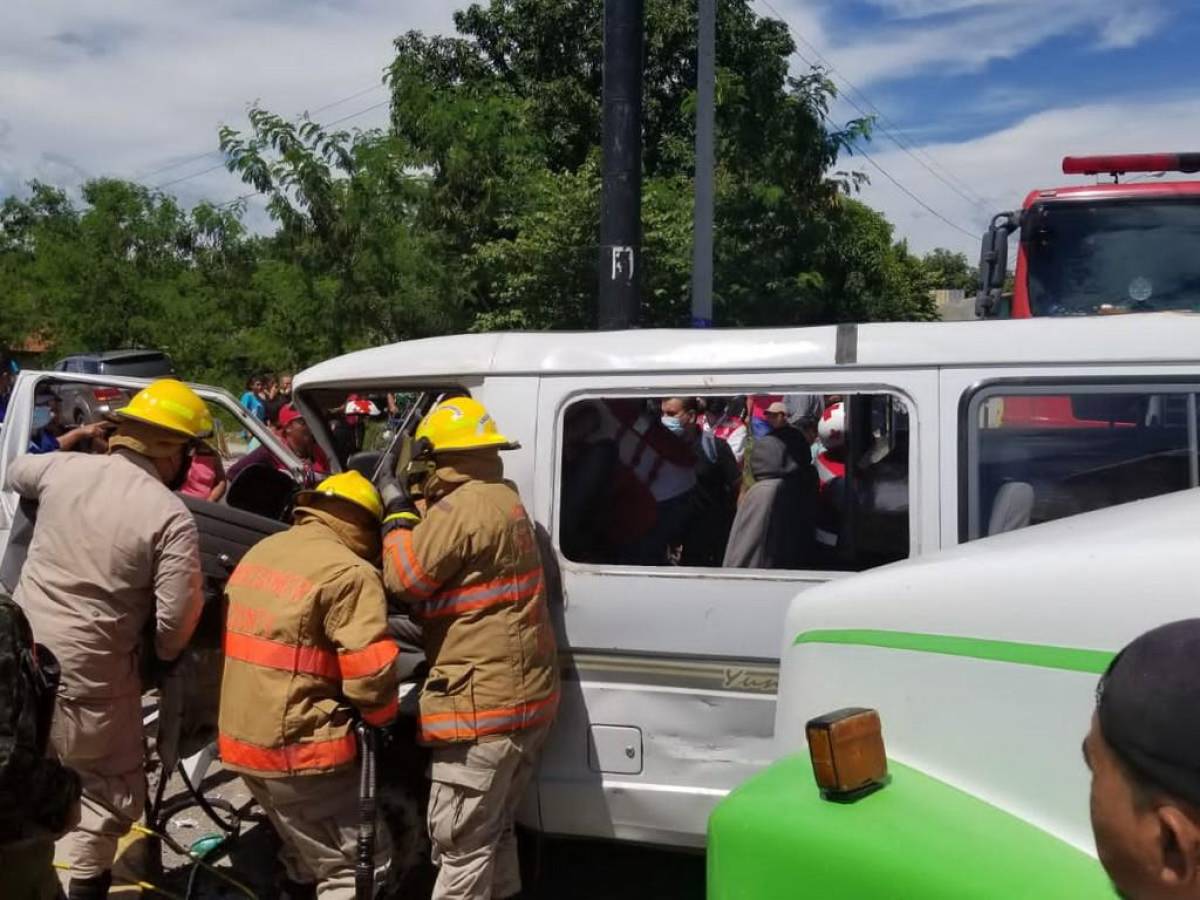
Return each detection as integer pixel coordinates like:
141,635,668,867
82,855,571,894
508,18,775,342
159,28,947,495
661,397,740,566
27,399,112,455
3,379,209,900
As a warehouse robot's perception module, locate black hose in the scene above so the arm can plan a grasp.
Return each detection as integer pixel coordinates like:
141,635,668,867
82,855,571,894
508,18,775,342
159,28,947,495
355,723,378,900
174,761,240,835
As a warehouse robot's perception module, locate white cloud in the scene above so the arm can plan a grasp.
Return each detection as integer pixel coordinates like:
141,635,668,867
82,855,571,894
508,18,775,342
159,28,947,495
853,92,1200,257
757,0,1170,86
0,1,459,207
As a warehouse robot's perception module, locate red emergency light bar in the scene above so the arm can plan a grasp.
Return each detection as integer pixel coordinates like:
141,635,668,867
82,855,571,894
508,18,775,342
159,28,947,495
1062,153,1200,176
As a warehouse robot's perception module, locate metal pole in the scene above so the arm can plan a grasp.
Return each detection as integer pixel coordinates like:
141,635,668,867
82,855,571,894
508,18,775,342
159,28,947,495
598,0,644,330
691,0,716,328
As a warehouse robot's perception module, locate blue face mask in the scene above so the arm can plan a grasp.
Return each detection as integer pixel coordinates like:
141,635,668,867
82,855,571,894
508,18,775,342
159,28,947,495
661,414,685,435
30,406,52,433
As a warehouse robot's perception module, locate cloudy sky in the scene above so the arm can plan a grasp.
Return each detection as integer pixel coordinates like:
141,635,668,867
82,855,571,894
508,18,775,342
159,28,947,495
2,0,1197,255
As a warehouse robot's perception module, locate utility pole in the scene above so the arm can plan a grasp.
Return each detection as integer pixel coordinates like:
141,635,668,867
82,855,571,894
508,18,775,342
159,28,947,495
598,0,644,330
691,0,716,328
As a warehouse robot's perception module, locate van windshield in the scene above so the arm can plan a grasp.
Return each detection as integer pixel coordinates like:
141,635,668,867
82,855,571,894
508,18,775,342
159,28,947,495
1025,198,1200,316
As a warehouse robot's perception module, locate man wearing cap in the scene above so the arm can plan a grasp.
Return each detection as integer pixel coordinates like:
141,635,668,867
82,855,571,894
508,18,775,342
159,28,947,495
1085,618,1200,899
376,396,559,900
227,402,330,488
4,378,210,900
218,470,399,898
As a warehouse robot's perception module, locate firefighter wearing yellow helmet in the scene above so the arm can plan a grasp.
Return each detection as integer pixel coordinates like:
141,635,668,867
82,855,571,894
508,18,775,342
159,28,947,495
217,469,398,896
376,396,559,900
5,378,211,899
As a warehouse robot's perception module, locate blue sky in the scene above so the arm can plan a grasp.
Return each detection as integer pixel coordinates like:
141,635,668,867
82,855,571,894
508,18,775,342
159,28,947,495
760,0,1200,251
1,0,1197,256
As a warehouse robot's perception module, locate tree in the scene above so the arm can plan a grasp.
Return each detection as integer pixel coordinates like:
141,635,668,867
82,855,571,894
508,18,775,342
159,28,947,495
922,248,978,293
386,0,933,329
219,109,471,358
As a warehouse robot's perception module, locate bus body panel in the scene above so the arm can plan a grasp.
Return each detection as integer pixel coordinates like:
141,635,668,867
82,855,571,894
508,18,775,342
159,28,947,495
707,756,1112,899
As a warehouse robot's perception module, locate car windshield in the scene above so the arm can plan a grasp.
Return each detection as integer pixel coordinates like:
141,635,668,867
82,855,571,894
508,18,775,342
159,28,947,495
1025,197,1200,316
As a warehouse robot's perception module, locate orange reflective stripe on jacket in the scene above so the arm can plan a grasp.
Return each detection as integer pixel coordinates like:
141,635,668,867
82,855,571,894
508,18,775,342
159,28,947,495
218,732,357,774
414,567,543,620
418,691,560,743
362,696,399,727
385,530,438,598
338,639,399,680
224,630,339,680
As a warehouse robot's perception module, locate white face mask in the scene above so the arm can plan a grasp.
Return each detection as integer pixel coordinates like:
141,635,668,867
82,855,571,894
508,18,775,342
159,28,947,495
661,414,686,435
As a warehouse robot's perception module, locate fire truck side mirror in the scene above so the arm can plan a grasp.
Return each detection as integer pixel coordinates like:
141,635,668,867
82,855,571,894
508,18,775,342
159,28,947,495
976,211,1019,318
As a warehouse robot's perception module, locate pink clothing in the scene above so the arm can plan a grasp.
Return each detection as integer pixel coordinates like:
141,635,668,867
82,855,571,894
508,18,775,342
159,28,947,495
180,454,223,500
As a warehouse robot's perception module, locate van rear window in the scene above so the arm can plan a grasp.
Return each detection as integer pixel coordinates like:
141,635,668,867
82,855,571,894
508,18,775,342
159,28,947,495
558,392,910,573
965,386,1200,540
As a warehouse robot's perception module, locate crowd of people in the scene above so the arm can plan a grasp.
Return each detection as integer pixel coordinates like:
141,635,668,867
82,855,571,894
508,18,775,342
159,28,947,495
1,380,557,900
561,392,872,570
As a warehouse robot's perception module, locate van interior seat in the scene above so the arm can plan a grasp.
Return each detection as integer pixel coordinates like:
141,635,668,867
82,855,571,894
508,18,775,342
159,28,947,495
988,481,1035,536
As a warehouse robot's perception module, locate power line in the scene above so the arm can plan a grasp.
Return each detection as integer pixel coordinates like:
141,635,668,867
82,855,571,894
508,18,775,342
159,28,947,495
756,0,988,210
756,3,979,240
151,96,391,194
140,83,387,187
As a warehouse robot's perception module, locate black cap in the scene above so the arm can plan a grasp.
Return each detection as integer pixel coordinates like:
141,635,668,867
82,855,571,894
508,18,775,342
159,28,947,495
1098,619,1200,806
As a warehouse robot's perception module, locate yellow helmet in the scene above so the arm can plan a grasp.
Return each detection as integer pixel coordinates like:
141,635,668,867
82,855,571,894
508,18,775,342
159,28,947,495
296,471,383,521
116,379,213,439
415,397,517,453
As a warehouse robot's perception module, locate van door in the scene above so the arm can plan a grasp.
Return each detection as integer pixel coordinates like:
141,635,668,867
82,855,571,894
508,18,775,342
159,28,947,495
531,369,939,846
0,371,300,591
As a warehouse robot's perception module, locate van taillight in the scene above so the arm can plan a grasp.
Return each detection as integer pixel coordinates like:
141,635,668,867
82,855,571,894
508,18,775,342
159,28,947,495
92,388,123,402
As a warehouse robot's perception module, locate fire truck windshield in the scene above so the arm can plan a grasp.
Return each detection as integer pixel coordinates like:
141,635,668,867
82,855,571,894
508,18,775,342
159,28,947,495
1025,197,1200,316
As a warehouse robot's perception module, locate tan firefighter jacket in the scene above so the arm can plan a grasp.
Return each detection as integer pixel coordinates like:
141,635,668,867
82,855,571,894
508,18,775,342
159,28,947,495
218,505,399,777
383,452,559,746
6,450,203,700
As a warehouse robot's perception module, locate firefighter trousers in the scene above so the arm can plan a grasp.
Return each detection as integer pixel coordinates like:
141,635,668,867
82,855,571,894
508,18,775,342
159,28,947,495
50,695,145,881
427,725,550,900
242,765,391,899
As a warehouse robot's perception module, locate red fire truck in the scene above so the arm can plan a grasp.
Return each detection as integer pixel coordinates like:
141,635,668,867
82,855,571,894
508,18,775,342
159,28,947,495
977,153,1200,318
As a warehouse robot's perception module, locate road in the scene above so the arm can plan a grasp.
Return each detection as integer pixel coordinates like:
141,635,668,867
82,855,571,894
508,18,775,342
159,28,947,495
107,766,707,899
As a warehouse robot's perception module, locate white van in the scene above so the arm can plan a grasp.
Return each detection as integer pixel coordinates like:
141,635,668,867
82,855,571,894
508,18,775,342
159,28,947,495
287,312,1200,848
5,313,1200,850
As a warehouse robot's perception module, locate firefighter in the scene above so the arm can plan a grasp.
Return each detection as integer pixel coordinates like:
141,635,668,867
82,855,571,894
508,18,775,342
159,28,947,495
4,379,210,900
218,470,399,899
376,397,559,900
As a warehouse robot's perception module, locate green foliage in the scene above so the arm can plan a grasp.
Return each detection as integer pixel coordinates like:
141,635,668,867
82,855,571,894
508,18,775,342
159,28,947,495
922,247,978,293
0,0,949,384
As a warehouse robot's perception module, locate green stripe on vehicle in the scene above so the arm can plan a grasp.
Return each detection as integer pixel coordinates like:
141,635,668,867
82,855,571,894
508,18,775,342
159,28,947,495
793,629,1114,674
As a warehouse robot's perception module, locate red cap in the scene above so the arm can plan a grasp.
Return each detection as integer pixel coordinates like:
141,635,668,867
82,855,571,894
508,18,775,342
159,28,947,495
278,404,303,428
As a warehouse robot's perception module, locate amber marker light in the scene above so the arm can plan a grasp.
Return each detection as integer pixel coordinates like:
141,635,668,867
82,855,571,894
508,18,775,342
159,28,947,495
806,707,888,801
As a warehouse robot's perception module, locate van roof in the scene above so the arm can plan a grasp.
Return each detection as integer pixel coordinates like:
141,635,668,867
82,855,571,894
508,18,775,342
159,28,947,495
296,313,1200,387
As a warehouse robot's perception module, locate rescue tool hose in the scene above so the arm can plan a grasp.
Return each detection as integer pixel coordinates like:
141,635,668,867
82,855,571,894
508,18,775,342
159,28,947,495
356,721,378,900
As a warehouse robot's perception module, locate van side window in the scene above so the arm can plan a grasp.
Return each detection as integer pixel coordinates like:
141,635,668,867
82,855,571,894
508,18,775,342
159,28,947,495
965,387,1199,540
557,393,910,572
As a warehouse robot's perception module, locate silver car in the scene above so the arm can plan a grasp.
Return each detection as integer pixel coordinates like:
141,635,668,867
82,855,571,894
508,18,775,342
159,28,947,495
52,350,175,424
